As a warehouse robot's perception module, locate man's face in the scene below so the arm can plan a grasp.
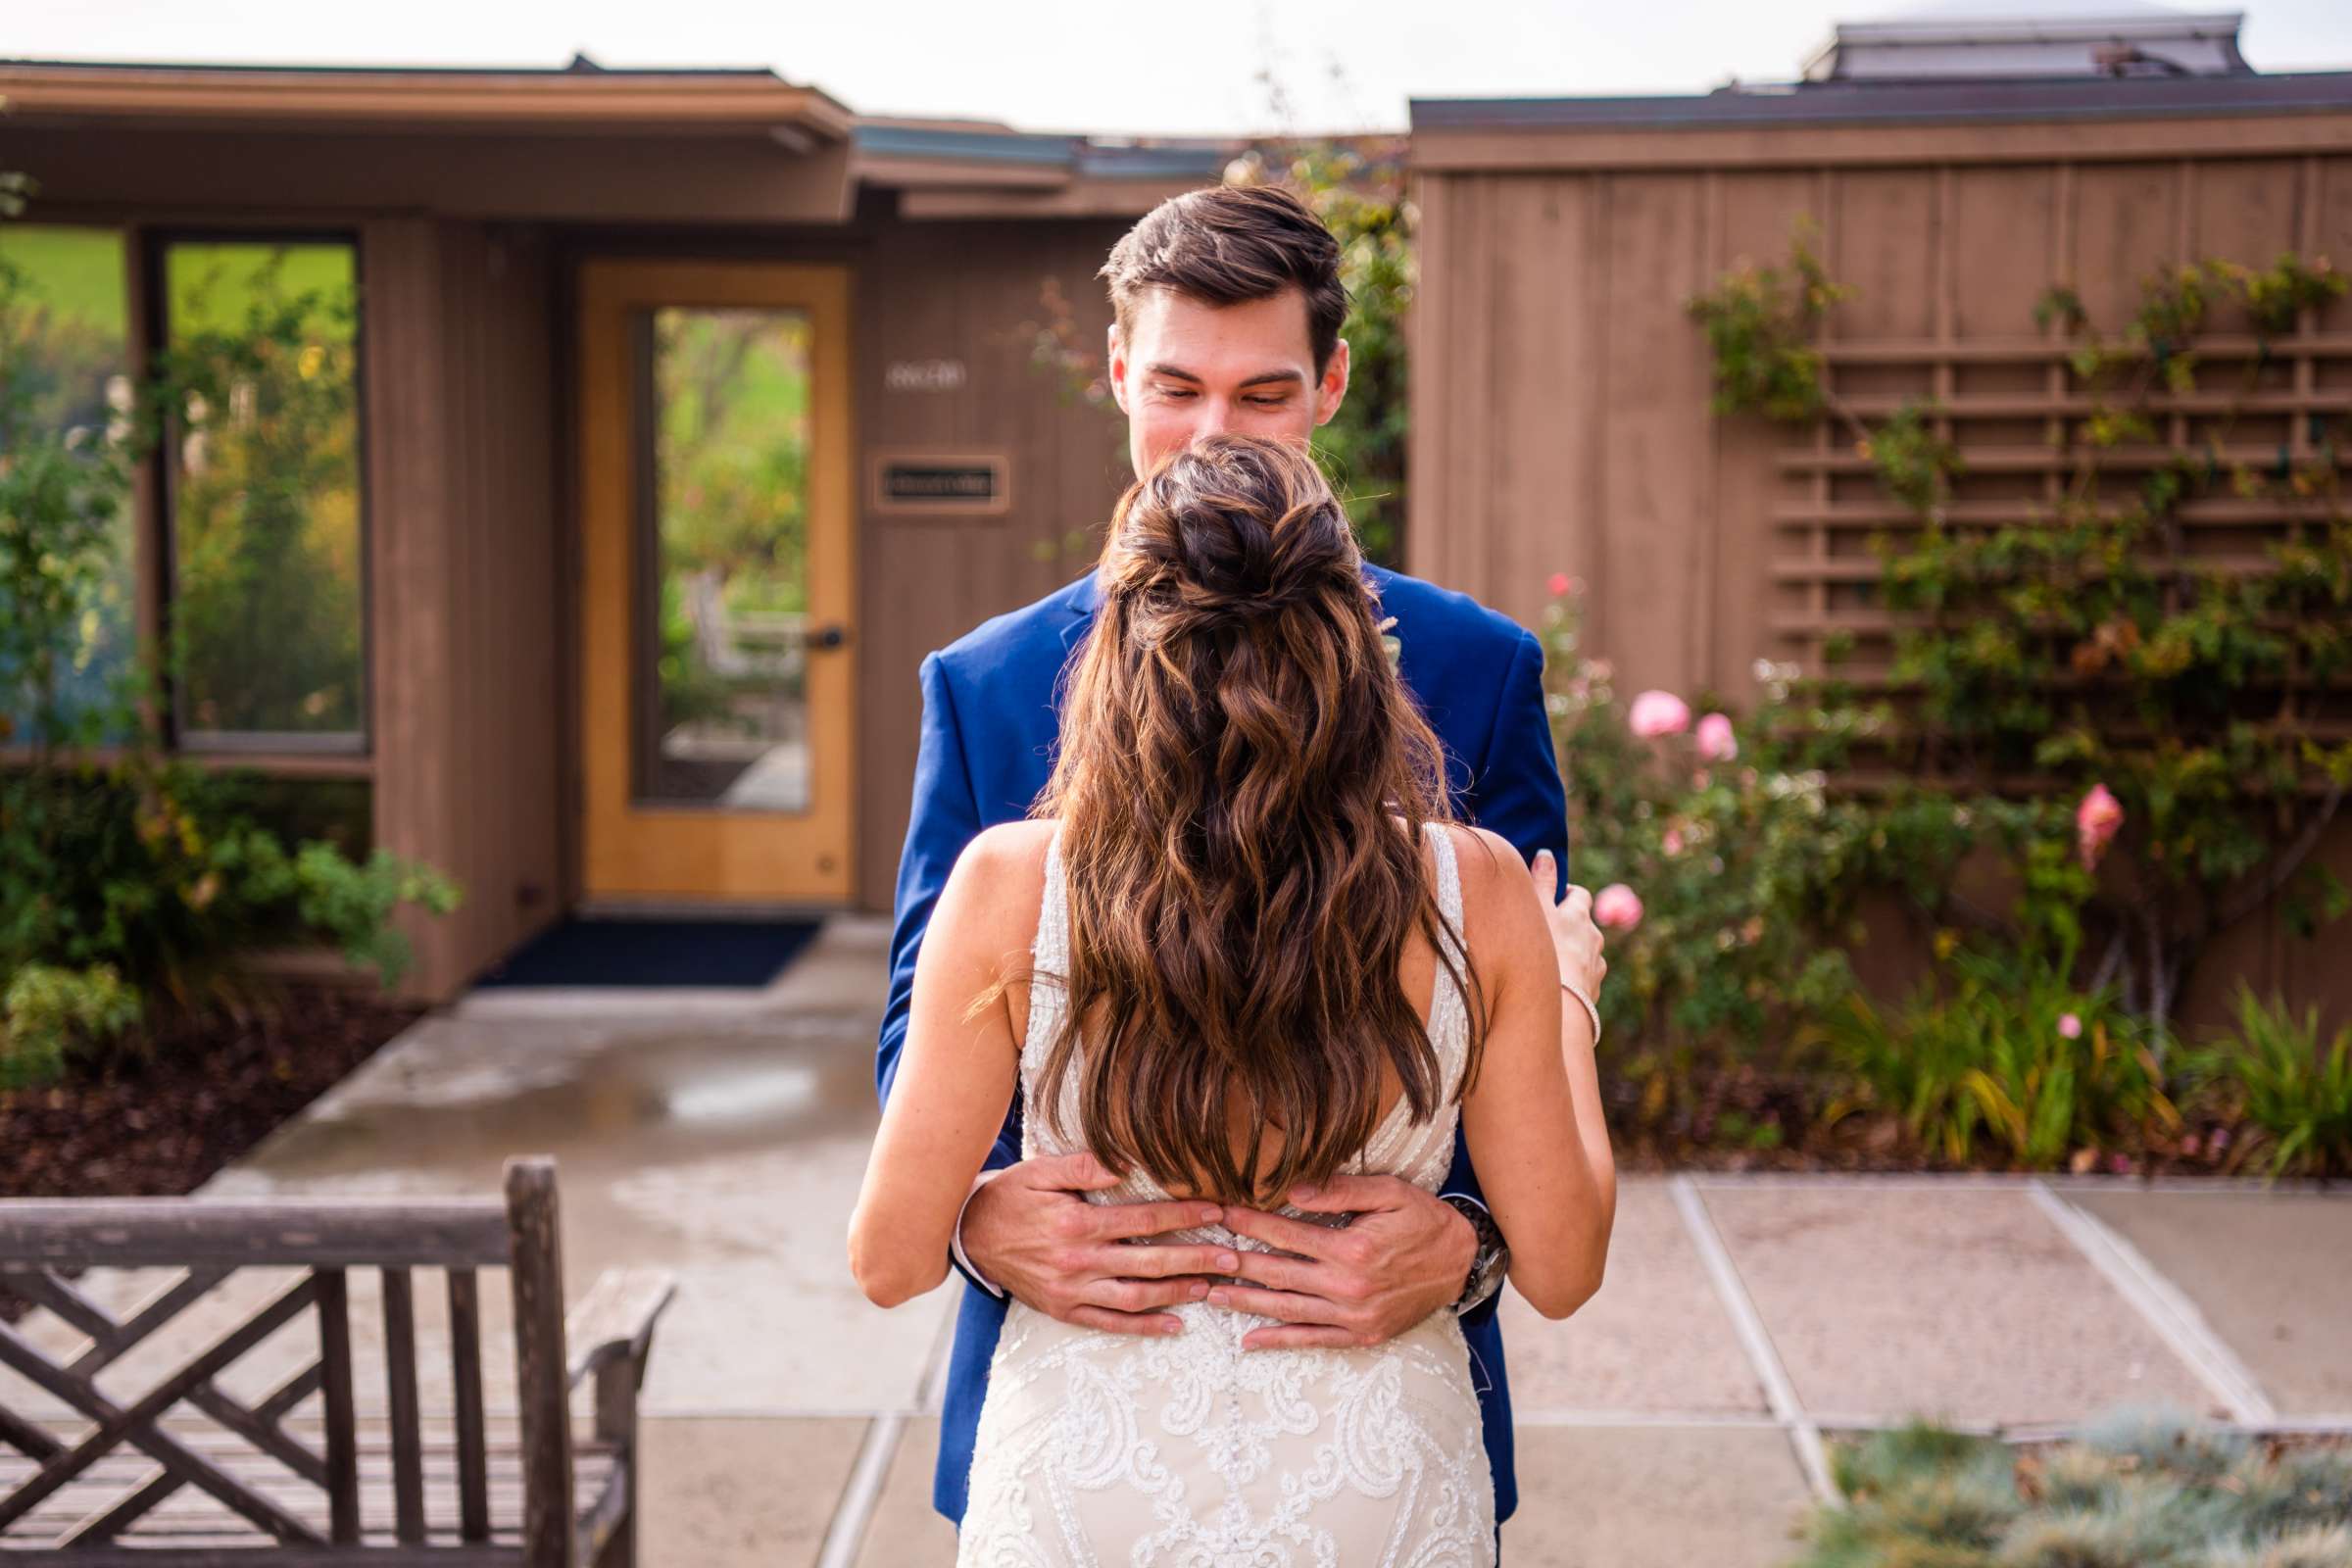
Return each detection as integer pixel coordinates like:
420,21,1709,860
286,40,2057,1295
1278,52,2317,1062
1106,284,1349,478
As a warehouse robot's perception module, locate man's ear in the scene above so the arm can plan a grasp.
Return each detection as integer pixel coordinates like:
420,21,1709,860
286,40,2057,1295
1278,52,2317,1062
1314,337,1351,427
1105,323,1129,414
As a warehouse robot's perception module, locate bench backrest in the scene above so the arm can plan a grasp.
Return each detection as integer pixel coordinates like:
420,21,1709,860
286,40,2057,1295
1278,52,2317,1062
0,1154,574,1559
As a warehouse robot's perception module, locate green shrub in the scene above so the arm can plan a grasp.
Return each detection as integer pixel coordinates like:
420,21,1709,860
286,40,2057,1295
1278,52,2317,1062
1539,582,1866,1110
2177,981,2352,1180
1787,1407,2352,1568
1807,945,2177,1168
0,960,138,1088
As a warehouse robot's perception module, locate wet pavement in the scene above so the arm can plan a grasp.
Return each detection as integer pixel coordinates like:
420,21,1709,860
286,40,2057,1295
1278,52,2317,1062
4,917,2347,1566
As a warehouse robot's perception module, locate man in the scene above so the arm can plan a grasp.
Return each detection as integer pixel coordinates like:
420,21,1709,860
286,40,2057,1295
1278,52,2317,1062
875,180,1596,1541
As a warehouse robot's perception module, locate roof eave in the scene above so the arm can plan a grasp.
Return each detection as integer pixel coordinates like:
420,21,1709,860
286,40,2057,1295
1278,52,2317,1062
0,60,857,141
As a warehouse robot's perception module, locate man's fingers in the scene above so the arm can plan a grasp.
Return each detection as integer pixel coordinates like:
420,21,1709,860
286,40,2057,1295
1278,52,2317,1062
1097,1242,1241,1280
1028,1150,1122,1192
1282,1172,1404,1215
1082,1276,1208,1314
1063,1304,1183,1338
1241,1323,1363,1351
1201,1282,1348,1326
1090,1198,1226,1243
1216,1205,1353,1261
1221,1249,1326,1296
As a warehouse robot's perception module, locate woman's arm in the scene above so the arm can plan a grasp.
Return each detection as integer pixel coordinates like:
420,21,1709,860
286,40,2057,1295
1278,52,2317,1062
1456,827,1614,1319
849,823,1033,1308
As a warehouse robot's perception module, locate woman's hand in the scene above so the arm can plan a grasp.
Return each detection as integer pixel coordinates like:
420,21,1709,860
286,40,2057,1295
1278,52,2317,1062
1531,850,1606,1000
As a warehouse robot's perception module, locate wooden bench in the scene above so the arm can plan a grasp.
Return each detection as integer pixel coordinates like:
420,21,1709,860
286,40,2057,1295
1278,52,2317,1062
0,1154,674,1565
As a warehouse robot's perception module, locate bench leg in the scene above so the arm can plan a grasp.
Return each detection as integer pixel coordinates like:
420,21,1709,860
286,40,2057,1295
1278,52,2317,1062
593,1347,652,1568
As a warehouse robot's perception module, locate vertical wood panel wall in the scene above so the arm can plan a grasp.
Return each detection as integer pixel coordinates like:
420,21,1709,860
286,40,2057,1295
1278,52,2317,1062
368,220,564,1000
1408,122,2352,1026
852,218,1134,907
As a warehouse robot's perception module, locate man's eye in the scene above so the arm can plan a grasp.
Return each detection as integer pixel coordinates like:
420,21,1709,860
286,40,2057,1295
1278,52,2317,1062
1159,387,1196,399
1249,397,1286,408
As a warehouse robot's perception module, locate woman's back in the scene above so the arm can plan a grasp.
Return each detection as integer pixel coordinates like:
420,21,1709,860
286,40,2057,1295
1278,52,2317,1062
954,815,1496,1567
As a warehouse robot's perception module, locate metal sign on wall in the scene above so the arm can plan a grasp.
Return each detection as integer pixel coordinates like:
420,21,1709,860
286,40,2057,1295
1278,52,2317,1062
868,451,1011,517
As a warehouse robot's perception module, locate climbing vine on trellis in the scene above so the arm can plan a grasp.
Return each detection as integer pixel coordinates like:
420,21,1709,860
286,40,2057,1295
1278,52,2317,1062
1686,220,2352,1045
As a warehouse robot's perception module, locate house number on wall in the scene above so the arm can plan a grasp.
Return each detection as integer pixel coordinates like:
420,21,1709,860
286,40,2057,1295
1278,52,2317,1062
885,358,966,392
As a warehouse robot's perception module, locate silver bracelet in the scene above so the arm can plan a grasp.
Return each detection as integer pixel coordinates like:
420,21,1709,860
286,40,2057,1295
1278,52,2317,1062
1560,978,1601,1050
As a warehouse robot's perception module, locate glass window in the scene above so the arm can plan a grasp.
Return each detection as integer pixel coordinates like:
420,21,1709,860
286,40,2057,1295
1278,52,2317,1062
636,305,813,810
162,238,365,749
0,223,136,744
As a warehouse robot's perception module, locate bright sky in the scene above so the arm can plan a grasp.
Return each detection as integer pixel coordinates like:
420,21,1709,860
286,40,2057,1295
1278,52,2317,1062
5,1,2350,137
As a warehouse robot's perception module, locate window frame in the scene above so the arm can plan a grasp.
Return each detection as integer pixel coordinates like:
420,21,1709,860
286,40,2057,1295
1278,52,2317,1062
141,223,375,761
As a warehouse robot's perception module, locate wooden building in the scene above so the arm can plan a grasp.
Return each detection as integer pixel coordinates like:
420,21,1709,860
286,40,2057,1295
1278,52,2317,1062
0,58,1242,1000
1405,26,2352,1023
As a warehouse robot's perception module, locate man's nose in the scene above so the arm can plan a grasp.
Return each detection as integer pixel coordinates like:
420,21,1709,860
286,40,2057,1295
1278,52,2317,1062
1194,402,1242,438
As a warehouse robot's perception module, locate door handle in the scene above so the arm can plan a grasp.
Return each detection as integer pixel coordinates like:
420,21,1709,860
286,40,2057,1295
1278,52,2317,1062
809,622,851,651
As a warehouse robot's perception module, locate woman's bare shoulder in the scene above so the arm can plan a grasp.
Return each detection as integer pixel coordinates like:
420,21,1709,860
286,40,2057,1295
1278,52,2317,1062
941,819,1058,942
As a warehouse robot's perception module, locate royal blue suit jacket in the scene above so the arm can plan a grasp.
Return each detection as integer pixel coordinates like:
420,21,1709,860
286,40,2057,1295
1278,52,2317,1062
874,561,1570,1528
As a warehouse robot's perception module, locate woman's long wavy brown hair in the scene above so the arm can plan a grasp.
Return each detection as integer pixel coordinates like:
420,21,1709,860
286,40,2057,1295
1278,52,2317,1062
983,432,1489,1208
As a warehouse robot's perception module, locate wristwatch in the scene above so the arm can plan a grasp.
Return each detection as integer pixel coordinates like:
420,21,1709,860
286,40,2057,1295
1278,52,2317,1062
1442,1194,1508,1315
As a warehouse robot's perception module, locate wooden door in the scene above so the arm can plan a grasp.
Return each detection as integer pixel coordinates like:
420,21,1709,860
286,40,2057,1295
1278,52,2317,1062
575,259,856,903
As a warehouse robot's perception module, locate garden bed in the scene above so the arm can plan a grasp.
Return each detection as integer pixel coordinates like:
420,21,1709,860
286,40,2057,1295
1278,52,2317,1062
1598,1055,2261,1180
0,985,422,1202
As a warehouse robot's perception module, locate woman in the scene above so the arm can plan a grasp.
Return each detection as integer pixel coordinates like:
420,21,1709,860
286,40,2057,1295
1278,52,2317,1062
850,432,1613,1564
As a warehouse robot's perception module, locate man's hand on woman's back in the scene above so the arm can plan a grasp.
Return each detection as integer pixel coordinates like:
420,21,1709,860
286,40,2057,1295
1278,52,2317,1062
959,1151,1247,1336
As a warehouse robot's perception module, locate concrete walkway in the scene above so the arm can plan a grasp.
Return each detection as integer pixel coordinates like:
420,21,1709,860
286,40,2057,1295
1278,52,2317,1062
6,915,2349,1566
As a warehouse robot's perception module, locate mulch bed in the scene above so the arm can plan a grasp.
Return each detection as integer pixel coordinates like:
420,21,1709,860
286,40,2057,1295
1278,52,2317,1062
0,983,422,1324
0,984,423,1201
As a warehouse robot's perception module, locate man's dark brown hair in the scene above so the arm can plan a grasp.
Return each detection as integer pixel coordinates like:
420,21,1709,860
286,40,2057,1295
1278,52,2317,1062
1098,183,1349,377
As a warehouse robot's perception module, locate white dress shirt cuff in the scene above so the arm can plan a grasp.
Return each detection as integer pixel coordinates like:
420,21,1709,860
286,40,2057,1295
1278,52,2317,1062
952,1168,1008,1298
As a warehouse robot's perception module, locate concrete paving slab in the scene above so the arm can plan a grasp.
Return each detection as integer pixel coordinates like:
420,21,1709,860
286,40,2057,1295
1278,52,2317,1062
2070,1188,2352,1417
854,1416,960,1566
638,1414,866,1568
1697,1184,2220,1427
1498,1178,1768,1416
1500,1424,1815,1567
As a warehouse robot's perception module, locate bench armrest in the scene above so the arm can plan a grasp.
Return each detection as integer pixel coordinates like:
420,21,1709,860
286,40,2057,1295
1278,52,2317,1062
565,1267,677,1392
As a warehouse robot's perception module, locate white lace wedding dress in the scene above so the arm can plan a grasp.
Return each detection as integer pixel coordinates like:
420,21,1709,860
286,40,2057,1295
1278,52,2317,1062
956,819,1495,1567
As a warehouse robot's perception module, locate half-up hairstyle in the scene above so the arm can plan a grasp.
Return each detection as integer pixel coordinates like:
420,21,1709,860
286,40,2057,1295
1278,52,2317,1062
1009,432,1489,1208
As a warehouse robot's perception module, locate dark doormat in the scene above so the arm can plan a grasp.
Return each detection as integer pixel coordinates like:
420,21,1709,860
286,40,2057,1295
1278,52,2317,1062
473,917,823,989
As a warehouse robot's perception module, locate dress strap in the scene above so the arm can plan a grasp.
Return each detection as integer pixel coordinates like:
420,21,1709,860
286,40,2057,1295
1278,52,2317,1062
1426,819,1466,967
1036,820,1070,976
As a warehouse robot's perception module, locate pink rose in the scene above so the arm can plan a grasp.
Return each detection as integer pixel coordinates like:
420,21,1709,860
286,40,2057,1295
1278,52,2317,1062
2057,1012,2082,1040
1628,690,1690,738
1661,829,1685,857
1695,712,1739,760
2077,783,2125,870
1546,571,1573,597
1593,883,1643,930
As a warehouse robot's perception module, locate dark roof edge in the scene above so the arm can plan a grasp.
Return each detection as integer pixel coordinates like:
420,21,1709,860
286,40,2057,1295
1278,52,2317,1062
1410,69,2352,132
0,54,787,78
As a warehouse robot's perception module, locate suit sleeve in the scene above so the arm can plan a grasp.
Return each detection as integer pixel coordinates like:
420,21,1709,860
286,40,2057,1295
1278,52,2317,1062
1441,626,1571,1328
876,651,1023,1185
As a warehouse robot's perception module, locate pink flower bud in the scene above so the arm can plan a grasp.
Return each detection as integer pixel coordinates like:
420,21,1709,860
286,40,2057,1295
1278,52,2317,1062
1661,829,1685,857
2057,1012,2082,1039
1628,690,1690,738
1546,571,1574,597
2077,783,2125,870
1593,883,1643,930
1694,712,1739,760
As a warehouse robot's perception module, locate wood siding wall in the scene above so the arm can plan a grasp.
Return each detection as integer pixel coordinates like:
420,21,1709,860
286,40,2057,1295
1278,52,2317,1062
851,218,1135,908
368,219,564,1000
1408,133,2352,1029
